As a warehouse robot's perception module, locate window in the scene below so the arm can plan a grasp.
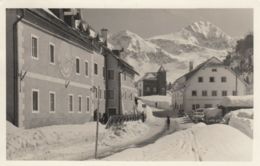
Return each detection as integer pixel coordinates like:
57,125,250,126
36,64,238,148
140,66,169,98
108,70,114,80
212,68,217,72
146,87,150,92
49,92,55,112
86,97,90,112
76,58,80,74
103,67,106,78
78,96,82,112
68,95,73,112
209,77,215,82
196,104,200,109
202,90,207,96
212,90,217,96
222,91,227,96
99,89,102,98
233,91,237,96
108,90,114,99
192,104,196,110
94,63,98,75
205,104,213,108
221,76,227,82
192,90,197,96
31,36,38,59
85,61,89,76
95,88,98,98
32,89,39,112
49,44,55,64
198,77,203,83
153,87,157,93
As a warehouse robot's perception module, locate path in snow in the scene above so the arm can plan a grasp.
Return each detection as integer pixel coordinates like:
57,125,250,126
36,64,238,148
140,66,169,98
103,124,252,161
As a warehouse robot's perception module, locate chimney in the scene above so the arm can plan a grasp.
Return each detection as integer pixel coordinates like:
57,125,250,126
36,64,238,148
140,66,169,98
189,61,193,71
101,28,108,41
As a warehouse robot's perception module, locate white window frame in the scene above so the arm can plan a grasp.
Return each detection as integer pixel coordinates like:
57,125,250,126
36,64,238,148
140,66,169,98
49,42,55,65
49,91,56,113
76,57,80,75
86,96,90,113
78,95,82,113
68,94,74,113
31,34,39,60
32,89,40,113
84,60,89,77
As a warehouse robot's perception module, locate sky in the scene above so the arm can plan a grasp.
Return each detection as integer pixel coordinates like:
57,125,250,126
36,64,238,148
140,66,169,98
82,9,253,38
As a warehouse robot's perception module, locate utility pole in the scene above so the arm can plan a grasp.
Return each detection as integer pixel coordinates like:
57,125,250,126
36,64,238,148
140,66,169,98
94,86,100,159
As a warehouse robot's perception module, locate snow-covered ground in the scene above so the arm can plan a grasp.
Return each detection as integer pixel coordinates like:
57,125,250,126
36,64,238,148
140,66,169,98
104,123,252,161
7,101,168,160
223,109,253,138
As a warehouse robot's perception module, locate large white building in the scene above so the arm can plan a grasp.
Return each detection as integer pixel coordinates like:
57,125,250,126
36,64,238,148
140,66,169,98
172,57,248,113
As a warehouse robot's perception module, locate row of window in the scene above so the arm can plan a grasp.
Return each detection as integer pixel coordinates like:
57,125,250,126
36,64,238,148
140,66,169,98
32,89,90,113
192,104,213,110
31,36,102,77
191,90,237,97
198,76,227,83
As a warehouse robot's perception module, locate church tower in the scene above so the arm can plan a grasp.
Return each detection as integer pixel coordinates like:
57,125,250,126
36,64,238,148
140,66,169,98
157,65,167,95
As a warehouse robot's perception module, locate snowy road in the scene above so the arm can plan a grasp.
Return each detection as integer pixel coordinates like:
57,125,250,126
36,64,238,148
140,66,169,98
104,124,252,161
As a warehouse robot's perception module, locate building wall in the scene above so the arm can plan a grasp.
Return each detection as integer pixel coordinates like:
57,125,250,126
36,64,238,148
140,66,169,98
106,54,137,115
157,71,167,95
6,9,19,125
184,66,246,113
17,21,105,128
106,54,120,115
121,71,137,114
172,89,184,111
143,80,157,96
137,81,143,96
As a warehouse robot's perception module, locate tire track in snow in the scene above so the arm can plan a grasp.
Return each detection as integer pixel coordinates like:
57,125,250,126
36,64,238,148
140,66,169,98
190,130,202,161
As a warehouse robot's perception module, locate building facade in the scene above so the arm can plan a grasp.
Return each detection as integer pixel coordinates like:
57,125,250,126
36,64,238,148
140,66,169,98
7,9,106,128
7,9,139,129
104,49,139,116
172,57,248,114
136,66,167,96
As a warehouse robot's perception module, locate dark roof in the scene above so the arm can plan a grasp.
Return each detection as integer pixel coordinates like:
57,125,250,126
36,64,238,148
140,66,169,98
22,9,102,53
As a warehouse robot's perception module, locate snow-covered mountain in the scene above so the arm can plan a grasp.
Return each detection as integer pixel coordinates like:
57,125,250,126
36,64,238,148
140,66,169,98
108,21,235,82
149,21,234,53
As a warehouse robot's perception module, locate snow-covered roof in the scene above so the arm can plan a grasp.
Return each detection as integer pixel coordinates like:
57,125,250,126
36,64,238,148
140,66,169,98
172,56,247,91
220,95,253,107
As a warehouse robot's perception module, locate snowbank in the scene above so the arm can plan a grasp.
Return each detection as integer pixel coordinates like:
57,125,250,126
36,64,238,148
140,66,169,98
223,109,253,138
220,95,253,107
104,124,252,161
7,121,105,160
139,95,172,110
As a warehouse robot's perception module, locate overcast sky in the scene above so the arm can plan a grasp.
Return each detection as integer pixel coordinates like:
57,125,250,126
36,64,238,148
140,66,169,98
82,9,253,38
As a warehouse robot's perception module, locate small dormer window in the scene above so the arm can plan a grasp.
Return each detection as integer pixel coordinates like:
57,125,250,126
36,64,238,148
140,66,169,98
212,68,217,72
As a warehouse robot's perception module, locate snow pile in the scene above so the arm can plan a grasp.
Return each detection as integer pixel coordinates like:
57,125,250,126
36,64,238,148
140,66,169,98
223,109,253,138
7,121,106,160
136,99,155,123
100,120,149,146
220,95,253,107
139,95,172,110
104,124,252,161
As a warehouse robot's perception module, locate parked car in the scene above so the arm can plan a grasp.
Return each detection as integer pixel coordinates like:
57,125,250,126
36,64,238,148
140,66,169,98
204,108,223,124
191,108,205,122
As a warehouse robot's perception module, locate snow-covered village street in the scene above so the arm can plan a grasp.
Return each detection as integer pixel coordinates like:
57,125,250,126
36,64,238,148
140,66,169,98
7,96,253,161
5,8,254,162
